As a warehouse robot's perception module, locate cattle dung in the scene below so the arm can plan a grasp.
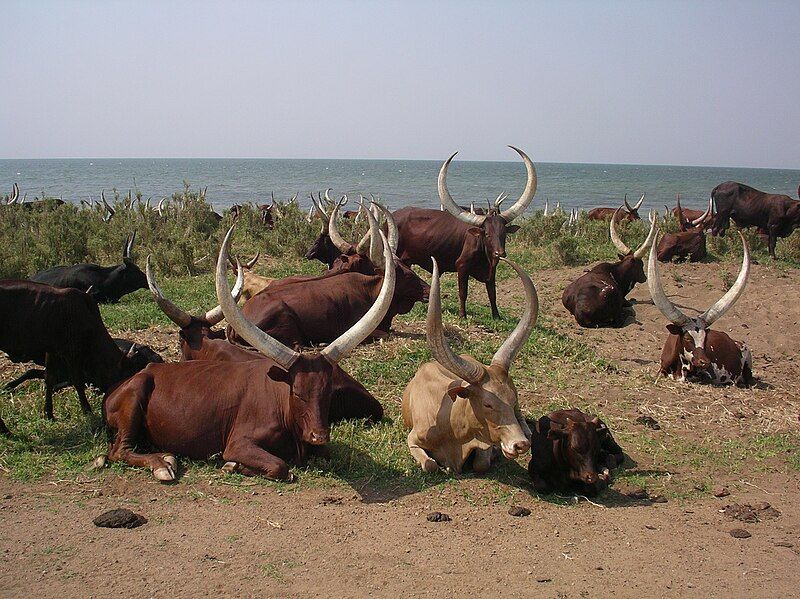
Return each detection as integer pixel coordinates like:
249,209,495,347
92,508,147,529
508,506,532,517
426,511,451,522
721,502,780,523
729,528,752,539
635,415,661,430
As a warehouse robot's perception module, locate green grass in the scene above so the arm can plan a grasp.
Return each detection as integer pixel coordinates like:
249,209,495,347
1,199,799,503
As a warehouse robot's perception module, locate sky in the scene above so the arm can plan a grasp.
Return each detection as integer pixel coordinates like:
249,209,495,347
1,0,798,168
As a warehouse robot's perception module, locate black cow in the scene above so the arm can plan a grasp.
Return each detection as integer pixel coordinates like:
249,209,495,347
30,233,146,303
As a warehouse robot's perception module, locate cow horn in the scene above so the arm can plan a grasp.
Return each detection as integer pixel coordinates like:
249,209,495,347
328,202,353,254
216,226,299,370
543,199,549,217
203,259,245,325
321,230,396,363
323,188,335,207
499,146,538,222
101,191,115,216
124,231,136,259
470,202,476,214
438,152,486,226
624,193,645,212
356,196,376,253
495,192,508,209
310,195,329,233
372,200,399,253
700,231,750,326
491,258,539,372
363,199,383,267
647,231,691,326
244,252,260,269
691,197,714,226
632,210,658,259
426,258,485,385
146,256,193,328
609,207,632,254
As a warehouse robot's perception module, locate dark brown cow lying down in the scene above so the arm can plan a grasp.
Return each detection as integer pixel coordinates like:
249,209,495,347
657,197,713,263
527,409,624,496
102,225,396,482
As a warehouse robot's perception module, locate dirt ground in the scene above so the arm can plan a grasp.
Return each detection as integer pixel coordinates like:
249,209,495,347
2,261,799,598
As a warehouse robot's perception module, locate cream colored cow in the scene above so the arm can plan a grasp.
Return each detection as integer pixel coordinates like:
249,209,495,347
402,257,538,474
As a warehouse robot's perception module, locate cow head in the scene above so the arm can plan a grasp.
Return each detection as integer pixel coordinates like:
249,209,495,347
115,339,164,374
621,193,645,220
438,146,536,271
146,256,244,357
304,190,347,267
426,256,538,459
609,208,658,289
546,410,614,492
216,224,397,446
89,233,147,302
648,229,750,375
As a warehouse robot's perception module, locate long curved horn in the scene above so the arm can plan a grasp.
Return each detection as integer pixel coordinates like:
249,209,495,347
203,259,245,325
499,146,538,222
543,199,549,217
216,226,299,370
362,199,383,267
609,207,632,254
146,256,193,328
372,200,398,253
632,210,658,259
691,197,713,226
426,258,485,384
622,194,632,213
700,231,750,326
624,193,645,212
491,258,539,371
328,203,353,254
245,252,260,269
647,232,691,326
356,197,375,253
321,230,396,363
438,152,486,226
494,192,508,209
323,188,335,207
101,191,115,216
124,231,136,259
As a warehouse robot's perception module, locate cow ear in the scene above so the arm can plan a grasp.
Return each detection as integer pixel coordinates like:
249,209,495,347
617,253,626,260
267,366,291,384
467,227,484,238
666,324,682,335
505,224,520,234
126,344,138,358
122,258,135,267
546,420,570,440
447,386,470,402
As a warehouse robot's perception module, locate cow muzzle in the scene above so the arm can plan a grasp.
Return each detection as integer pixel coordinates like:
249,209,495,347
306,430,330,445
501,438,530,459
691,351,711,370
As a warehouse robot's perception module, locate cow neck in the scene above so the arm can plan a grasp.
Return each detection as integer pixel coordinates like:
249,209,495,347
449,393,484,443
609,259,636,295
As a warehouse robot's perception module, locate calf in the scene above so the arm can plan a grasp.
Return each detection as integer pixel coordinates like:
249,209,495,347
711,181,800,258
30,233,146,303
562,209,657,327
401,257,537,474
102,226,394,481
527,409,624,496
648,229,753,385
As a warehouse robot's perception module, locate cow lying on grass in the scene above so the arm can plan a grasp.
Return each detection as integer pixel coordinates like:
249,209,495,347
402,256,537,474
527,409,624,496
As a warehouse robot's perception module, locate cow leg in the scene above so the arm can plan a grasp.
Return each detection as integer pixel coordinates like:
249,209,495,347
328,389,384,424
407,431,438,473
43,367,58,420
3,368,45,391
456,268,470,318
471,446,496,474
485,274,500,318
68,381,93,416
222,441,293,481
767,230,778,259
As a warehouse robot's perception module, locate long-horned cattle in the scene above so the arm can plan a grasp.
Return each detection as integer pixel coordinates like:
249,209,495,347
668,195,714,230
230,204,428,349
562,209,657,327
102,225,395,482
401,257,537,474
586,194,645,221
394,146,537,318
657,197,713,263
30,232,147,303
527,408,624,496
648,229,753,386
147,257,384,422
711,181,800,258
0,280,155,423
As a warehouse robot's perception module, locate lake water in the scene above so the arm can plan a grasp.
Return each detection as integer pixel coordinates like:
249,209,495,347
1,158,798,212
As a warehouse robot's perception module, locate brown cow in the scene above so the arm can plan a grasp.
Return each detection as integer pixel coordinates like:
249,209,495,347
402,257,537,474
657,198,712,263
394,146,537,318
562,209,657,327
231,204,428,348
527,409,624,496
711,181,800,258
586,194,645,221
669,195,714,230
102,226,395,482
648,230,753,385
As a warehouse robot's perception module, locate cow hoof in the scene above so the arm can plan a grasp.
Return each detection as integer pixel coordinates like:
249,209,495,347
153,467,175,482
92,455,108,470
222,461,239,474
162,454,178,471
422,458,439,473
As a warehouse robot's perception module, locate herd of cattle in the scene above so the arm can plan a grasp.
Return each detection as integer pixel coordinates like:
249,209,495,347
1,150,798,494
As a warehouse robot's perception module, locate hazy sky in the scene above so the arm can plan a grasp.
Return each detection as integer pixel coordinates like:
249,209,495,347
2,1,798,167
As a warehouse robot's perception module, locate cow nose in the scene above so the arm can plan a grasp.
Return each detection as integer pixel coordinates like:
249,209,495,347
309,431,329,445
585,472,599,484
511,439,530,454
494,250,506,258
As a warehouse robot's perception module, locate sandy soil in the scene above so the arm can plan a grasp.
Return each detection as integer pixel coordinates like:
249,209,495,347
2,261,799,598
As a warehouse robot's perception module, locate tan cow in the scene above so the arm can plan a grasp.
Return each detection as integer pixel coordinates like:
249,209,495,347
228,253,276,301
401,257,538,473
